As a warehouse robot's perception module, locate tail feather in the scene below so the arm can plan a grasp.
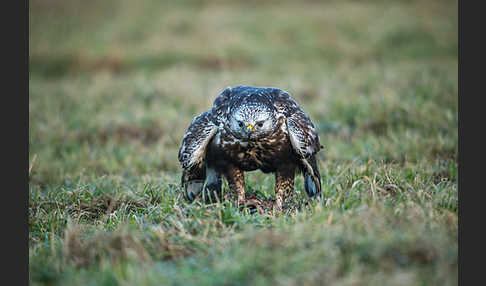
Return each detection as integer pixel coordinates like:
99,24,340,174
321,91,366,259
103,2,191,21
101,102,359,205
302,155,322,198
181,168,205,202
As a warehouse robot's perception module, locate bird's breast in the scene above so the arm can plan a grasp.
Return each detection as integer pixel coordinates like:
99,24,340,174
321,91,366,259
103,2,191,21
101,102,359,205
209,127,296,172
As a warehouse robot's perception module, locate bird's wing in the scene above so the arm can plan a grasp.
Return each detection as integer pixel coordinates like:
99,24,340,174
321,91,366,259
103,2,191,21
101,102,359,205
272,89,323,196
287,108,321,159
272,90,322,159
178,110,218,171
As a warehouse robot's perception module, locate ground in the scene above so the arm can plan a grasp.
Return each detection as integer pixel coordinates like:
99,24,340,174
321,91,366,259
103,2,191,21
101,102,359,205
29,0,457,285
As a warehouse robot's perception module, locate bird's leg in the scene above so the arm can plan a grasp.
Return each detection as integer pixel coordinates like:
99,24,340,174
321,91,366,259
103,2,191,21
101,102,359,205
274,167,295,212
224,166,246,206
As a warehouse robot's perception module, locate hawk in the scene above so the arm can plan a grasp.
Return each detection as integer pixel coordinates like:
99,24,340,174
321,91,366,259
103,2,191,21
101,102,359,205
178,85,323,211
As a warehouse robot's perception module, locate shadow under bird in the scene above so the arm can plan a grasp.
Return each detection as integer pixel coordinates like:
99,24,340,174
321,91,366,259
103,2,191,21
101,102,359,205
178,85,323,211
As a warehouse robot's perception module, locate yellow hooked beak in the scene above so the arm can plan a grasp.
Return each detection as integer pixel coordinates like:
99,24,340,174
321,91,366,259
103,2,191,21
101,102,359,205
246,124,253,134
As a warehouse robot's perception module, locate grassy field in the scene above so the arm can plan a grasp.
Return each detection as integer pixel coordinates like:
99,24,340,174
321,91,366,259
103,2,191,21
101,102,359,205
29,0,458,285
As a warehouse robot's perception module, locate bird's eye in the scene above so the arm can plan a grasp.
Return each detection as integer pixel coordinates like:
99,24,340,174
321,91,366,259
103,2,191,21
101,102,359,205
257,122,264,128
238,121,244,127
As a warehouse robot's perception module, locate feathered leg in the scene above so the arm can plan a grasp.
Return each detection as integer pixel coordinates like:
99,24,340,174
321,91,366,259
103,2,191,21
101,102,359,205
224,166,246,205
274,167,296,212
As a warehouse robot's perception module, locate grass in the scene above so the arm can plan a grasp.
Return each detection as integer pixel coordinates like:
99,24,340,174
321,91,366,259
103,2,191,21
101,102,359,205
29,0,457,285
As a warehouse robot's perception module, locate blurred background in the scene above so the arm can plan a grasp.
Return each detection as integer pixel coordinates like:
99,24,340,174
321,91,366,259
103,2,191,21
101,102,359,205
29,0,457,187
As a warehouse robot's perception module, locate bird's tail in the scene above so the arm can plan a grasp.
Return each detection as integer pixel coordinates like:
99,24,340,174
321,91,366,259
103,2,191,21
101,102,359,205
181,168,205,202
301,154,322,198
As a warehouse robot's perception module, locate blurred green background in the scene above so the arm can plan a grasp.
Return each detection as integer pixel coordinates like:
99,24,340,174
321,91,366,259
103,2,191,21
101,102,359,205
29,0,457,285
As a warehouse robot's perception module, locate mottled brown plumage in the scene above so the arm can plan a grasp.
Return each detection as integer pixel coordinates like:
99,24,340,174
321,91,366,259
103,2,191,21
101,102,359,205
178,85,323,211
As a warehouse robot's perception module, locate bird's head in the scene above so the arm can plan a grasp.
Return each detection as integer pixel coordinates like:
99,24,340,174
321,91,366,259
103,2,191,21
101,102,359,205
228,99,276,140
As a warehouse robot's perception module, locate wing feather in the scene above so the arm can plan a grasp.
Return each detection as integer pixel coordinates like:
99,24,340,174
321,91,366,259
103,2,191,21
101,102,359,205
287,109,321,158
178,110,218,171
271,89,322,159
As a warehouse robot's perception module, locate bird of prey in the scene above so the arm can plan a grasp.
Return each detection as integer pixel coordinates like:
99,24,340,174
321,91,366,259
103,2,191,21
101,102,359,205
178,85,323,211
